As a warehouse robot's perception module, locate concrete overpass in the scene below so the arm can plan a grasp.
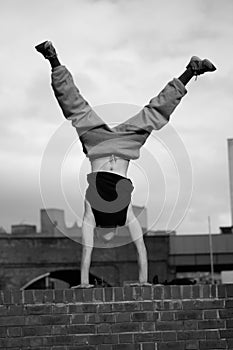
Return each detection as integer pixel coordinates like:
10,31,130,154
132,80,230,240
169,234,233,273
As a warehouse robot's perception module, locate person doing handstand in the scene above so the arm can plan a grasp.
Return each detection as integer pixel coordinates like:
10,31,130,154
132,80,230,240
35,41,216,288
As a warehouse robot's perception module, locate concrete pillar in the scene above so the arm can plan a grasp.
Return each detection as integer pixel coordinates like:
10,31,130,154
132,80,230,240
228,139,233,225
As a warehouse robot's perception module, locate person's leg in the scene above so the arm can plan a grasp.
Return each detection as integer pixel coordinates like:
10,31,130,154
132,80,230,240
126,203,150,285
114,56,216,137
72,199,95,288
35,41,109,141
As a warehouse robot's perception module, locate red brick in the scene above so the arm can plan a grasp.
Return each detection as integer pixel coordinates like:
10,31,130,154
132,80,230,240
68,304,83,313
134,286,143,301
0,305,7,315
68,324,96,334
184,340,199,349
68,346,95,350
5,337,23,347
142,343,156,350
202,285,211,298
124,302,140,311
182,286,193,299
112,321,140,333
88,334,104,345
23,290,34,304
154,301,164,311
0,291,4,304
220,329,233,338
43,289,54,303
141,321,156,332
142,286,152,300
71,334,89,345
86,313,97,324
210,284,217,298
33,289,44,303
199,340,227,349
140,301,154,311
183,320,198,330
161,331,176,341
113,345,140,350
177,330,205,340
153,286,164,300
227,339,233,348
0,338,6,348
98,345,113,350
97,313,115,323
176,311,202,320
98,303,112,313
64,289,74,303
104,287,113,302
201,300,224,309
22,325,51,336
0,326,7,337
97,323,111,333
7,326,21,337
198,320,225,329
131,311,153,322
115,312,131,322
51,325,67,335
112,303,124,312
226,299,233,308
134,332,162,343
54,290,65,303
160,311,174,321
164,286,172,299
73,288,84,302
119,333,133,343
11,290,23,305
45,335,75,346
206,330,220,339
83,288,94,302
22,335,44,347
156,320,183,331
40,314,70,325
204,310,218,319
2,290,12,304
71,313,86,324
123,286,134,301
226,284,233,297
52,304,68,314
164,301,182,311
0,315,24,326
226,319,233,328
183,299,223,310
82,303,97,313
158,341,185,350
25,304,52,314
103,334,118,344
7,304,24,315
113,287,124,301
219,309,233,318
171,286,181,299
218,285,226,298
94,288,104,302
192,285,200,299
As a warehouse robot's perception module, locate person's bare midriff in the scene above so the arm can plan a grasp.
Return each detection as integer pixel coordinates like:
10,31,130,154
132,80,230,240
91,155,129,177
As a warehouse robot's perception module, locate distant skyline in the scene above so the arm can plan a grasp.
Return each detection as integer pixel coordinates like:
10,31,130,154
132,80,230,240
0,0,233,234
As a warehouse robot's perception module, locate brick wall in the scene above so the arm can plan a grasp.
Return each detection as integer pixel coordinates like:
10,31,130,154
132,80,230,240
0,284,233,349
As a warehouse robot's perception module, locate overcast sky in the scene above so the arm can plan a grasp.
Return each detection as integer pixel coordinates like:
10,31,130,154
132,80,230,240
0,0,233,234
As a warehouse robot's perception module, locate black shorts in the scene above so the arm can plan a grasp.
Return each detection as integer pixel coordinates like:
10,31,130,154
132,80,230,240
85,171,134,228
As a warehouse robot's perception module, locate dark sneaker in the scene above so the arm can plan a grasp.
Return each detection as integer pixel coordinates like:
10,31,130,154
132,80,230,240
186,56,217,76
35,41,57,59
